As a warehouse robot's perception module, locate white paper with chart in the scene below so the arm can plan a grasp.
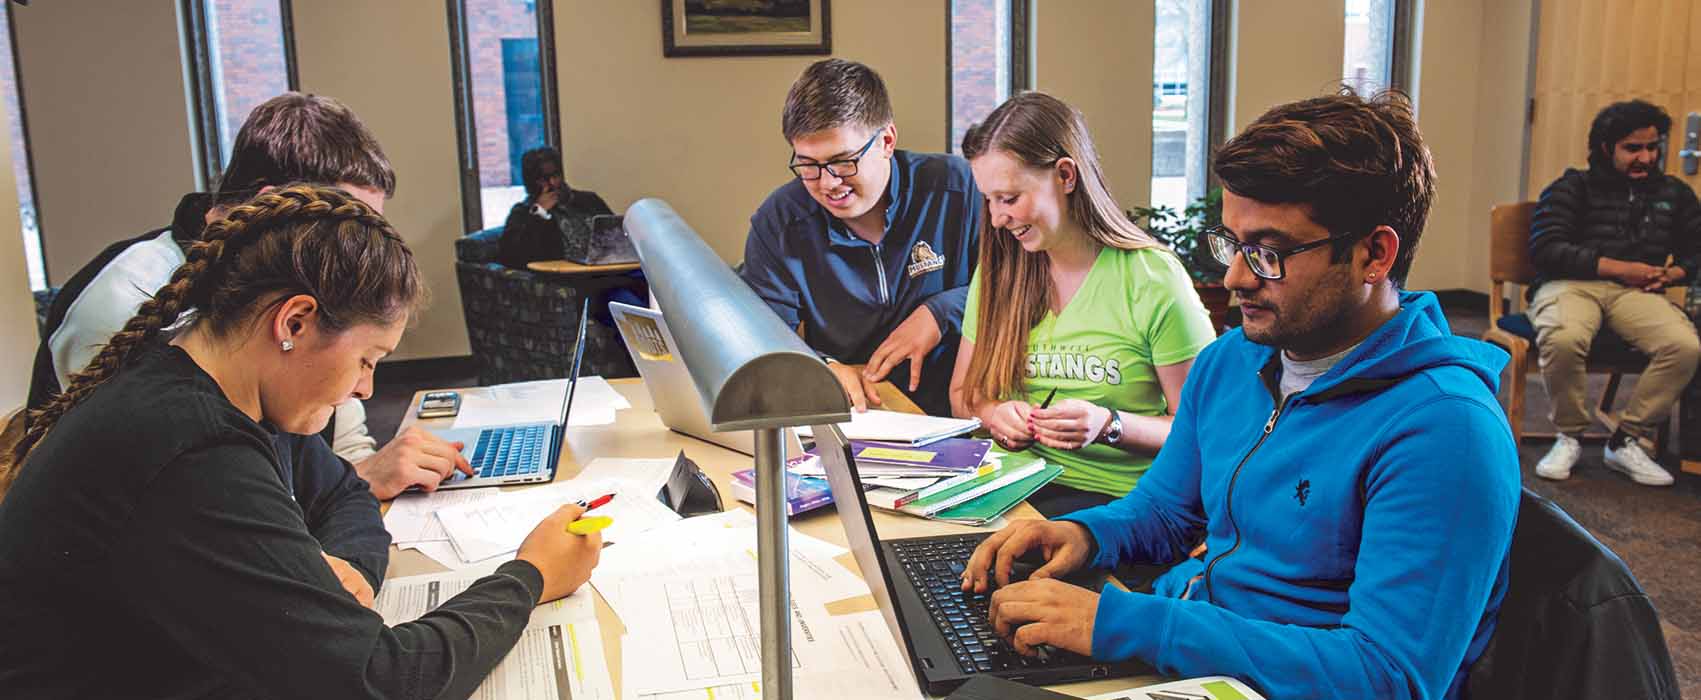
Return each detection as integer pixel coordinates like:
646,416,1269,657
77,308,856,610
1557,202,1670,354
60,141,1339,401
376,565,615,700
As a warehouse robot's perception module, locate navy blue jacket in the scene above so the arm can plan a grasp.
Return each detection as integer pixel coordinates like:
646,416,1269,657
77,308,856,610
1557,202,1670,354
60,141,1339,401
740,150,980,415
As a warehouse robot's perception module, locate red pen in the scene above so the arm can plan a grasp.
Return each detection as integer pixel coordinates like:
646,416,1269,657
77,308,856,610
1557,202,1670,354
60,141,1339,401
578,493,616,511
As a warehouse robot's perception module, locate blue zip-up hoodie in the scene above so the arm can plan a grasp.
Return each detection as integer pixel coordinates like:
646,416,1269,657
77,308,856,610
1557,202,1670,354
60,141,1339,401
1061,291,1520,700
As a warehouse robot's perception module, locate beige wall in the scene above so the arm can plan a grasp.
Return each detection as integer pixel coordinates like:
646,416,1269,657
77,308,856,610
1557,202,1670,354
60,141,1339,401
12,1,196,285
553,0,947,264
291,1,469,361
1229,0,1345,133
1404,0,1534,292
1031,0,1155,210
0,109,37,407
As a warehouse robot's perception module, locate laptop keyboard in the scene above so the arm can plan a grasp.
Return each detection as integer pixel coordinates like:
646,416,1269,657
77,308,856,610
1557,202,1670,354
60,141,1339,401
469,425,548,478
891,536,1082,675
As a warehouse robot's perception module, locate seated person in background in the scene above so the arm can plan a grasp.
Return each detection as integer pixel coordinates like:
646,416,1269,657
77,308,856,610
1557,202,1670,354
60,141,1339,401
0,186,601,699
962,90,1520,700
740,58,979,416
27,92,471,499
1529,99,1700,486
498,146,615,270
950,92,1214,516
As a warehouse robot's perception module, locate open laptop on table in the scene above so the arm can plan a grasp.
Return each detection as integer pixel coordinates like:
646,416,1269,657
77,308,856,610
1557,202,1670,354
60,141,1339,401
607,301,803,457
430,300,590,490
814,423,1149,695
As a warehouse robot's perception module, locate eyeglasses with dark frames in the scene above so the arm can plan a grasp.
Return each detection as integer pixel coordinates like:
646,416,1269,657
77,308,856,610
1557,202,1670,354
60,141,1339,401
788,130,881,181
1203,226,1371,280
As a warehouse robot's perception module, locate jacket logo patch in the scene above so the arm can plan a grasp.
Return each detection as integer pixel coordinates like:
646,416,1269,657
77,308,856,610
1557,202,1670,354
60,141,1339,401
1294,479,1310,507
1654,201,1673,212
907,241,945,278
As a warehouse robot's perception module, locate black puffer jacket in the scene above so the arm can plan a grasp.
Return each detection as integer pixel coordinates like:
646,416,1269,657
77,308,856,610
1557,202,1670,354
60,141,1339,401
1529,167,1701,293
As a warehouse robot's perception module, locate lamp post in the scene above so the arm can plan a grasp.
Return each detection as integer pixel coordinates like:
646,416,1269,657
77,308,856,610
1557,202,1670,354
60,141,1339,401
625,199,849,700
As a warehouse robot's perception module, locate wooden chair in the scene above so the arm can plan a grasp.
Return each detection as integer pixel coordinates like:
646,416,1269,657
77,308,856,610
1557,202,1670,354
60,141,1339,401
1480,202,1668,452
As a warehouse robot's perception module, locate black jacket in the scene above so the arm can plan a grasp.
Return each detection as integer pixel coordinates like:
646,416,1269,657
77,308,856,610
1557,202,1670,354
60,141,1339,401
1529,167,1701,293
1465,489,1680,700
0,344,541,699
497,188,614,269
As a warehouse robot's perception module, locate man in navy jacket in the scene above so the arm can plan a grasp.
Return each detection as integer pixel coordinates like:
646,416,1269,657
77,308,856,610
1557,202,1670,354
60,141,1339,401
963,91,1520,700
740,59,979,416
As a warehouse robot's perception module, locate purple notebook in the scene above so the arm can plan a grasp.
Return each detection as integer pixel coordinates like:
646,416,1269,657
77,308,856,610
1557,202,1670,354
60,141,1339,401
730,469,836,516
845,437,993,473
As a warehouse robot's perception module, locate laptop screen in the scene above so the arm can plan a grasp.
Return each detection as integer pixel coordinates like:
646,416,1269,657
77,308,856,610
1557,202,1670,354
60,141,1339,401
559,300,591,426
814,423,918,663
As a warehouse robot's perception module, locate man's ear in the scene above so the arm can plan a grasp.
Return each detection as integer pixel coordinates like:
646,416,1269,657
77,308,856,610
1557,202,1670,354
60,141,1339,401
1363,225,1401,284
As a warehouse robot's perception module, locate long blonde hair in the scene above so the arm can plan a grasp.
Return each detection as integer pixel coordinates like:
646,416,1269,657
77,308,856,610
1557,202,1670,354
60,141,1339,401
959,92,1161,409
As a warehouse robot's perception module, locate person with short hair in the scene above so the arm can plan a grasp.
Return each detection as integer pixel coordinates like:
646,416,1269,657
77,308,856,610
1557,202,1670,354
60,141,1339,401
962,90,1520,700
497,146,615,270
1528,99,1701,486
740,58,979,416
951,92,1214,515
28,92,473,499
0,186,601,698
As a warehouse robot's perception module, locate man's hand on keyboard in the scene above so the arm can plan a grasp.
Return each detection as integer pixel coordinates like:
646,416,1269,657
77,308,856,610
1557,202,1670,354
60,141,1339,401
356,426,474,499
988,578,1098,657
960,519,1094,593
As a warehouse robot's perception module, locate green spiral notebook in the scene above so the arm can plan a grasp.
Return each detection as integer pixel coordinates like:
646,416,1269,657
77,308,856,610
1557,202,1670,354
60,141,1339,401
923,460,1063,526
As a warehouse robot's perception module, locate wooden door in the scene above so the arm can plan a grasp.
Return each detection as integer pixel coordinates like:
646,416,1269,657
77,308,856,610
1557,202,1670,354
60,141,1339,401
1526,0,1701,199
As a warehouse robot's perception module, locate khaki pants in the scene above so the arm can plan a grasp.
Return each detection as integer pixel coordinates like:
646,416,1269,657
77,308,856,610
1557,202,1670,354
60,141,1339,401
1530,280,1701,437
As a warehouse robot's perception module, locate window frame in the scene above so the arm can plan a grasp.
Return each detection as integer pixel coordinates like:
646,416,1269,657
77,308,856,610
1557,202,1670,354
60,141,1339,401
177,0,302,192
945,0,1029,154
447,0,561,235
3,0,47,289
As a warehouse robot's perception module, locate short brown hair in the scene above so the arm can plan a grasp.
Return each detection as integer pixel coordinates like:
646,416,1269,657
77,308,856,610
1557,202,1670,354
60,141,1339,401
781,59,893,142
1213,88,1435,285
214,92,397,208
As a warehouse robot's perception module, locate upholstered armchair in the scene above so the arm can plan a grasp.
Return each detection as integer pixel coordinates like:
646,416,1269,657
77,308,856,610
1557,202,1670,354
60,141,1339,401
454,226,638,385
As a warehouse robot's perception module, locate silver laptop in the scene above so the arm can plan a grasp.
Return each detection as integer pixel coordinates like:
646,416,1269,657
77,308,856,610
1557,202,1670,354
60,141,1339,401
815,423,1148,695
608,301,803,456
431,301,589,490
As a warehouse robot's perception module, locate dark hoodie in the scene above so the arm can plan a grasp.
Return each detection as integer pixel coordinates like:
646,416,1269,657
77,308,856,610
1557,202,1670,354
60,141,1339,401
1529,166,1701,294
1061,291,1521,700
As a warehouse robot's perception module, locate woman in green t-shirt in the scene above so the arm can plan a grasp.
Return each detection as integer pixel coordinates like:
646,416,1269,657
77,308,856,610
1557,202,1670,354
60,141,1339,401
949,92,1216,516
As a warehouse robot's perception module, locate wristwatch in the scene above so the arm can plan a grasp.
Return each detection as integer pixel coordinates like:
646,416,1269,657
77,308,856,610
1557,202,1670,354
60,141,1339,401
1096,410,1123,446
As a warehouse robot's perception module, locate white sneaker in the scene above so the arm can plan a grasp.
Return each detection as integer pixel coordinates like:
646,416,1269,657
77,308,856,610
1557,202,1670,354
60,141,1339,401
1604,438,1675,487
1535,434,1581,480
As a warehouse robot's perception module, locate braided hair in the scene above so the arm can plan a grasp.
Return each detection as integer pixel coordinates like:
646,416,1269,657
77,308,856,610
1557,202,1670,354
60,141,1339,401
5,184,424,475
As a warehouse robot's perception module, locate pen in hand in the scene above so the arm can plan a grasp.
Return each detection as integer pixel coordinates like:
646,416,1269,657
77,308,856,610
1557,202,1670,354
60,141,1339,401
1038,388,1058,410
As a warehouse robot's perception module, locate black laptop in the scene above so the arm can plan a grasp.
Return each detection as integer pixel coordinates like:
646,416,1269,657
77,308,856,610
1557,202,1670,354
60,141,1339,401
813,423,1150,695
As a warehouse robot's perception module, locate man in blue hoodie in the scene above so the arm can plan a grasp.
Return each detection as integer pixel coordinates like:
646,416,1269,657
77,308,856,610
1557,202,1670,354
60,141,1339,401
740,59,979,416
962,91,1521,700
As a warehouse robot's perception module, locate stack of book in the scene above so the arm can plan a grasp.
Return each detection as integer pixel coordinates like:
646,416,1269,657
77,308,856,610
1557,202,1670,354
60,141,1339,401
862,450,1061,526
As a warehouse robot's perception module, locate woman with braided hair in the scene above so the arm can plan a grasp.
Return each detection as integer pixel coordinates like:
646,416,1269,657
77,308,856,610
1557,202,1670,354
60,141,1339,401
0,185,601,698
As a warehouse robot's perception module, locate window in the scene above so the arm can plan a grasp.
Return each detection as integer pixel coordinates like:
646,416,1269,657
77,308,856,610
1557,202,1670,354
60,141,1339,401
948,0,1027,154
1150,0,1225,215
181,0,296,188
1343,0,1394,94
449,0,560,232
0,1,43,291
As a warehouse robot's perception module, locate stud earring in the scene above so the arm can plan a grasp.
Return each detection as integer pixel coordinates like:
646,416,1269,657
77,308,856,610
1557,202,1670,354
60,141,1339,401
281,339,294,352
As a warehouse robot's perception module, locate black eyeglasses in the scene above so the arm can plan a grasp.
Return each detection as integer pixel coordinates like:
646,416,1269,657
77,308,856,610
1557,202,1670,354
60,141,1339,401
1203,226,1370,280
788,130,881,181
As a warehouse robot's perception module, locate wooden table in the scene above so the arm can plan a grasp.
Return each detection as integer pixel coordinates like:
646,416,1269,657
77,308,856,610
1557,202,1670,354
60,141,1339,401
525,259,641,274
392,378,1158,698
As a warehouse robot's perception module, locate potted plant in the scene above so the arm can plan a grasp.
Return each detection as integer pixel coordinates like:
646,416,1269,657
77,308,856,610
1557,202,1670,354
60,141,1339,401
1130,187,1237,331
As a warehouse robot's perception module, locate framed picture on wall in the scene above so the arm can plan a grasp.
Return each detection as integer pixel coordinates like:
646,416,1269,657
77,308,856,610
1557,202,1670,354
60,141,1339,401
662,0,831,58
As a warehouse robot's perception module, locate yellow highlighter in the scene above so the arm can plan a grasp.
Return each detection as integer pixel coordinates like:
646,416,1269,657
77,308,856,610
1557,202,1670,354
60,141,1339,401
567,516,613,536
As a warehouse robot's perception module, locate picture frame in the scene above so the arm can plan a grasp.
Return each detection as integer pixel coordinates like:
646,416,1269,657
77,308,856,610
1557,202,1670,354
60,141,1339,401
661,0,831,58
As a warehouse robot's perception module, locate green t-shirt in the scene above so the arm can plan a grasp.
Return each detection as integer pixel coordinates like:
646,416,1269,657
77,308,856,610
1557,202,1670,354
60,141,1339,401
963,245,1216,496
